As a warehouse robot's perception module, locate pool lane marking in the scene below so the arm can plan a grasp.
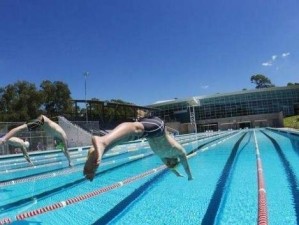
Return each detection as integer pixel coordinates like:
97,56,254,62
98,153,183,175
199,131,242,153
0,144,146,171
0,165,167,224
0,146,206,224
254,130,268,225
0,132,238,224
0,152,87,170
1,131,238,187
0,152,153,187
0,149,138,174
0,133,221,185
0,133,215,172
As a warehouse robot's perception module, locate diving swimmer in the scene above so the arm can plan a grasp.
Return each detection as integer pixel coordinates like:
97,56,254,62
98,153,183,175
84,110,193,181
0,115,72,167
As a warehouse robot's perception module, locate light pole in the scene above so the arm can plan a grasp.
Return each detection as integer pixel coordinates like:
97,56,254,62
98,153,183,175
83,72,89,124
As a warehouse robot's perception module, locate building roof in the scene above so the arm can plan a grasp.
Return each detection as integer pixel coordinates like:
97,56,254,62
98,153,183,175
147,85,299,108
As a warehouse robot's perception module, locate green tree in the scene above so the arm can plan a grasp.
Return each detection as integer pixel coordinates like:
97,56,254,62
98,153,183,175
287,82,299,86
250,74,275,89
40,80,73,117
0,81,42,121
89,98,102,120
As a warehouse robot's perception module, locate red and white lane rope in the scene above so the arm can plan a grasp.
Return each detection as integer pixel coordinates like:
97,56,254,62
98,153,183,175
0,147,144,175
0,132,239,225
0,152,153,187
254,130,268,225
0,165,166,224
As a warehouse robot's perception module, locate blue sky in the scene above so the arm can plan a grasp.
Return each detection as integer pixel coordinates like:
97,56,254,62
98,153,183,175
0,0,298,105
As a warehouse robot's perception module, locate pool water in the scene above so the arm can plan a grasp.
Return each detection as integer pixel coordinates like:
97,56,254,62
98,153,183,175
1,128,299,225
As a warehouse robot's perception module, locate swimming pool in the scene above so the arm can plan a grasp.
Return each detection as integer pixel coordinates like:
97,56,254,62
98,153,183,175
1,128,299,225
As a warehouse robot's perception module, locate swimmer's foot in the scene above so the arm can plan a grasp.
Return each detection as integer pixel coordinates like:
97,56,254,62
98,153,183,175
25,156,34,166
68,161,73,167
83,146,100,181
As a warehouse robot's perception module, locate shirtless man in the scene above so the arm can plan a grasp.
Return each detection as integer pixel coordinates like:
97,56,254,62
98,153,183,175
6,137,34,166
84,110,193,181
0,115,72,167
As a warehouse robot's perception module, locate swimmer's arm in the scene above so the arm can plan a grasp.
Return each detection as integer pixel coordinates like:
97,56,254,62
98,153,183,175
178,154,194,181
170,168,184,177
21,146,34,166
1,124,28,143
60,138,72,167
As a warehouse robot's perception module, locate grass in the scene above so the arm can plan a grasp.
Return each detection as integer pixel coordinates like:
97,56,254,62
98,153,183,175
284,115,299,129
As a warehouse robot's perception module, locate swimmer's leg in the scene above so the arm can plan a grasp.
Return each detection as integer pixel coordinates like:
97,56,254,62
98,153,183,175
62,140,72,167
83,146,99,181
84,122,144,181
21,146,34,166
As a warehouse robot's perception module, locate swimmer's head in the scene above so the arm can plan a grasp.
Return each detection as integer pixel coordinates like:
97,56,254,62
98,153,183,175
165,158,179,169
136,109,150,119
24,141,30,148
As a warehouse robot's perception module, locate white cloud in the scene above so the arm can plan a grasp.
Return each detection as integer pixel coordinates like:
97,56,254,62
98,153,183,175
262,52,290,67
201,85,209,89
282,52,290,58
262,61,272,67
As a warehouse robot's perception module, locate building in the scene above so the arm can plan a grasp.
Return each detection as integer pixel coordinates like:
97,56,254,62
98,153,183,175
147,86,299,133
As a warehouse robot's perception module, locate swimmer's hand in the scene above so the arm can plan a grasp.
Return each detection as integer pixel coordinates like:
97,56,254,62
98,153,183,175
0,137,6,145
175,172,184,178
188,175,194,181
170,168,184,178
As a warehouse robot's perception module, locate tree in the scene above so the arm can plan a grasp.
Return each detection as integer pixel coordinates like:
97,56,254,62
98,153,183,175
40,80,73,117
250,74,275,89
0,81,42,121
287,82,299,86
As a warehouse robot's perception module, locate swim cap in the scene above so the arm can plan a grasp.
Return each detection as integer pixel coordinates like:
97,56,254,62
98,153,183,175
24,141,30,148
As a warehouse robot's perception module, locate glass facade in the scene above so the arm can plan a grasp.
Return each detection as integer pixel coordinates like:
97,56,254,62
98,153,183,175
150,86,299,123
196,86,299,120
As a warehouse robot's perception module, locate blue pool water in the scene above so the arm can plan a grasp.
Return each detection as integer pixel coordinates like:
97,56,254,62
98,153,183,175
1,128,299,225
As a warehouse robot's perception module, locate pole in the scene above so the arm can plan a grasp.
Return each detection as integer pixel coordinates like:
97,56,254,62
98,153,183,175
83,72,89,124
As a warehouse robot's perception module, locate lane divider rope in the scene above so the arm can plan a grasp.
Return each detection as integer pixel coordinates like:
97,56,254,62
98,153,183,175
0,148,144,174
0,165,166,224
0,152,153,187
0,133,227,186
254,130,268,225
0,131,239,224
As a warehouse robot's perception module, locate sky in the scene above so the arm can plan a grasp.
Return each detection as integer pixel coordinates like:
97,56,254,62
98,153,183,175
0,0,299,106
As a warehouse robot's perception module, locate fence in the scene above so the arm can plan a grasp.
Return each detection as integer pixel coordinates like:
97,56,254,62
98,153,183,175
0,122,55,155
0,117,93,155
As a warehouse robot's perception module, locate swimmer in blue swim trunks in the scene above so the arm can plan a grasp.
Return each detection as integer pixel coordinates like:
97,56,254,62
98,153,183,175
0,115,72,167
84,110,193,181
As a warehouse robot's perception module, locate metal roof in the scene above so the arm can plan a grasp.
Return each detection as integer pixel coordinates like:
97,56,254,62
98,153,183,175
147,86,299,108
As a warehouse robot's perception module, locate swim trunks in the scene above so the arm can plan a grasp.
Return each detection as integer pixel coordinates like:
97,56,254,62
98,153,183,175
138,116,165,138
26,116,44,131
